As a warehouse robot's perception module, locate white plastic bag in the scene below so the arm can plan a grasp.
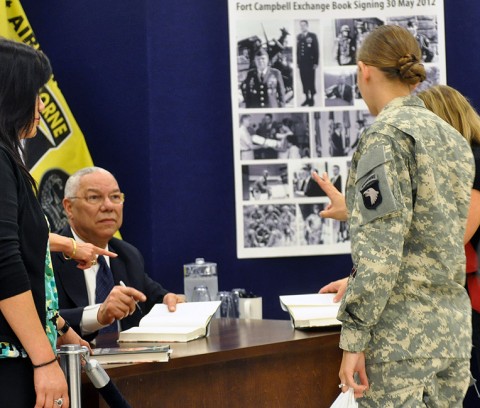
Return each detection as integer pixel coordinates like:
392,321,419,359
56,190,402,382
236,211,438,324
329,387,358,408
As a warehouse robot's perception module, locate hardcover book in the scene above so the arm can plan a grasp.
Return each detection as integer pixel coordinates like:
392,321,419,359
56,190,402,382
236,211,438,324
279,293,341,328
118,301,221,343
91,345,171,365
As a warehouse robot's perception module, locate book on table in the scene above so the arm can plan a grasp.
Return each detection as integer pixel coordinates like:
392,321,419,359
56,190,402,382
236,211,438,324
118,301,221,343
91,345,171,365
279,293,341,329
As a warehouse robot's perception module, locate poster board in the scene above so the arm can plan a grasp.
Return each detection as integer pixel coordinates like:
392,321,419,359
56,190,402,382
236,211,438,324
229,0,445,258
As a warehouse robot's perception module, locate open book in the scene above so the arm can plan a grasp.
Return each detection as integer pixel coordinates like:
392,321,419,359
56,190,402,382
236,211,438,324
279,293,341,329
91,345,171,365
118,301,221,343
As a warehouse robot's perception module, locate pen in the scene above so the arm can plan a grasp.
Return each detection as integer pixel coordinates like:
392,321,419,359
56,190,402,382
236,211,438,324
119,280,143,314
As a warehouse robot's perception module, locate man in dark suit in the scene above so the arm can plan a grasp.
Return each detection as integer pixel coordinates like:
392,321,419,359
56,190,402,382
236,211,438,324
329,123,345,156
330,164,342,193
297,20,319,106
299,166,326,197
52,167,183,341
241,48,286,108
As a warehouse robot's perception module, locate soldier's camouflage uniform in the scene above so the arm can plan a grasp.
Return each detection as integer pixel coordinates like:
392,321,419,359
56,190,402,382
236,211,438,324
339,96,474,406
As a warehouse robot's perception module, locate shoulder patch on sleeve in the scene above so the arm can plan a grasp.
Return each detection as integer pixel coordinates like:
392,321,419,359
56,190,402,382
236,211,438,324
360,174,382,209
355,144,399,224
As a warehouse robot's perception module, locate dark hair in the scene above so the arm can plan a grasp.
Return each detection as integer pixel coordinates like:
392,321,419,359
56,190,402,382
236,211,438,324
286,135,298,145
0,38,52,191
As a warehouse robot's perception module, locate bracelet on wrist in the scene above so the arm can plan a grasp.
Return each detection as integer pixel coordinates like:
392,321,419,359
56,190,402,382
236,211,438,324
32,356,57,369
63,238,77,260
57,320,71,336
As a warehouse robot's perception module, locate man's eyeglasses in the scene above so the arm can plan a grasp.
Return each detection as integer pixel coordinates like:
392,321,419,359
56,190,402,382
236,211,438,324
67,193,125,205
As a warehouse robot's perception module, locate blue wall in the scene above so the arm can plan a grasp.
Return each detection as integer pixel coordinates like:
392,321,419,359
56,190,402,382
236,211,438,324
20,1,480,319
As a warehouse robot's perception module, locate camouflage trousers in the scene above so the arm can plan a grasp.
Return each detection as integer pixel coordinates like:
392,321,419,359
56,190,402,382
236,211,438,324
358,358,470,407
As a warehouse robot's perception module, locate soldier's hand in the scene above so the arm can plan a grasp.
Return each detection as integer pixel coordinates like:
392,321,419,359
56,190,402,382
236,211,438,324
312,171,348,221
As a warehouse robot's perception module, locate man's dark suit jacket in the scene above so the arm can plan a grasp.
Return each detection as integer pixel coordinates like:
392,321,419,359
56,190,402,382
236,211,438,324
52,227,169,341
304,176,326,197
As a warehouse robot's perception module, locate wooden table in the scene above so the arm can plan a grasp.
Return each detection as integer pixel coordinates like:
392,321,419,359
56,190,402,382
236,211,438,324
83,319,342,408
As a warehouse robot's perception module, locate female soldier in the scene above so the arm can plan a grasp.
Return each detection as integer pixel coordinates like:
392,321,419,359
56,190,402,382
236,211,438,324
319,26,474,406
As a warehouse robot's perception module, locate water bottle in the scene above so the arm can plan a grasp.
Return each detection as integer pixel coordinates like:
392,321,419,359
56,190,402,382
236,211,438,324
183,258,218,302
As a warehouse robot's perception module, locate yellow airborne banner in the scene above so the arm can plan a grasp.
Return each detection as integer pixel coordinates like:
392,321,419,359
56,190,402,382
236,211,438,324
1,1,94,231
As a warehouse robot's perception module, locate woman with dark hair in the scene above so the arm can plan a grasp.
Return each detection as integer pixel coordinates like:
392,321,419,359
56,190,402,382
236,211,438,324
0,38,112,408
314,26,473,405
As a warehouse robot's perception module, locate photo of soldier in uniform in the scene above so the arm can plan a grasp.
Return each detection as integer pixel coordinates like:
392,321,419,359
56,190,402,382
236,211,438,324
334,23,356,66
239,112,310,160
295,19,320,107
243,204,297,248
322,18,384,67
237,21,294,108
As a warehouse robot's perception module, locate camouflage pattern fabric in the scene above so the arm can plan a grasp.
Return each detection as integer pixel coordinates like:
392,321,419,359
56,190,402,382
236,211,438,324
359,357,470,407
339,95,474,365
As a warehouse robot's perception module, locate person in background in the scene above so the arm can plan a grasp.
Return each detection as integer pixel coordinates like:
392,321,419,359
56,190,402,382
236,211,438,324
315,25,473,405
52,167,184,342
0,38,108,408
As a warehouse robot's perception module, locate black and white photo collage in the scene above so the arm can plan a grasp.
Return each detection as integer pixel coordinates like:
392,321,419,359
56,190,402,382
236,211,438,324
232,4,444,257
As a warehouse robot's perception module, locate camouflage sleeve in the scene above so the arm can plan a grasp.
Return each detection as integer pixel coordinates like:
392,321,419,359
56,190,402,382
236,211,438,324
339,132,413,352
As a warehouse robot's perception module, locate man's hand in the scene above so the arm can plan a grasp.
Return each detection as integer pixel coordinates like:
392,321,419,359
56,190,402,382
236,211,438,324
311,171,348,221
163,293,186,312
97,286,146,325
319,277,348,302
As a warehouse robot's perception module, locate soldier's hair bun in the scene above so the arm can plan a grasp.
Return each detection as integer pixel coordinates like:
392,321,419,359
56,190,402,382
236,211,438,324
397,54,426,85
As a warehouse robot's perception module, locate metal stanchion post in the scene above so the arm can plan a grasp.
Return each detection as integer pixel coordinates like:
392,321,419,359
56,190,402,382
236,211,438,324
57,344,133,408
57,344,89,408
